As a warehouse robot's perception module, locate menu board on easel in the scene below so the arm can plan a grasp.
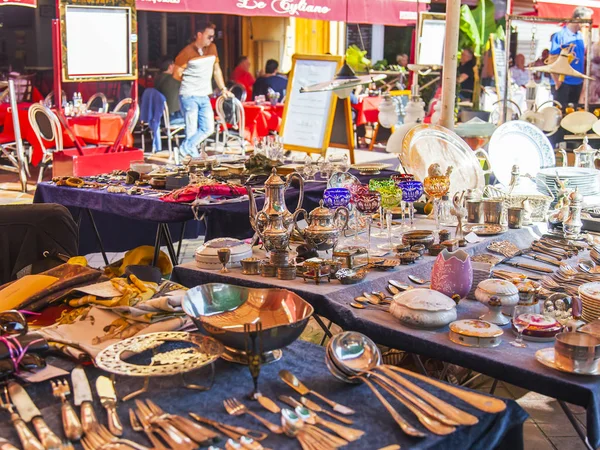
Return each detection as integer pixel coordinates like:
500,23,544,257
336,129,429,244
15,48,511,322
60,0,138,81
280,54,345,157
490,35,507,100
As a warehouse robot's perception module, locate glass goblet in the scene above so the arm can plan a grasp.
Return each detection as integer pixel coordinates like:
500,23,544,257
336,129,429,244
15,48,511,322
392,174,415,225
348,184,369,244
423,175,451,231
511,305,534,348
399,180,424,229
323,188,351,209
369,178,395,237
355,190,381,251
377,185,403,251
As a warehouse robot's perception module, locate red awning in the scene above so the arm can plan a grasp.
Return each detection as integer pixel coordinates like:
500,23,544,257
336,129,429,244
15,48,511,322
535,0,600,21
346,0,429,26
0,0,36,6
136,0,348,21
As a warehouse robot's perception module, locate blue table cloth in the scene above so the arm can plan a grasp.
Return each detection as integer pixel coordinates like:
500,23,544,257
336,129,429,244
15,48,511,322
171,224,600,449
33,170,397,254
0,340,527,449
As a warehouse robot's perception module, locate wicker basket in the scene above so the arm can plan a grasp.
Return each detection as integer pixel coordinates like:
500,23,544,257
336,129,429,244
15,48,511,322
467,262,493,300
483,175,554,223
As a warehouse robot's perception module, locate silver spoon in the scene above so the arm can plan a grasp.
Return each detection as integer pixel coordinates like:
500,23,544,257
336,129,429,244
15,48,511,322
408,275,429,285
389,280,411,291
350,302,388,311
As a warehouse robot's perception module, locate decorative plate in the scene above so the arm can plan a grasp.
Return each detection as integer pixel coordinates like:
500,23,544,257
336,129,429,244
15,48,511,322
327,171,360,189
401,124,485,196
535,348,600,375
394,289,456,312
463,224,507,236
487,120,554,187
449,319,503,338
371,259,400,271
95,332,223,377
580,282,600,301
350,163,391,175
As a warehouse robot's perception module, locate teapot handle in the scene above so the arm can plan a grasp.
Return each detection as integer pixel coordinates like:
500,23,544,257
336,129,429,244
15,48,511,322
473,148,493,176
256,211,269,236
334,206,350,231
558,148,568,167
286,172,305,212
292,209,308,239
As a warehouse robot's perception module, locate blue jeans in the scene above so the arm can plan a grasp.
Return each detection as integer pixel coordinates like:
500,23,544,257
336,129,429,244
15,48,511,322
179,95,214,156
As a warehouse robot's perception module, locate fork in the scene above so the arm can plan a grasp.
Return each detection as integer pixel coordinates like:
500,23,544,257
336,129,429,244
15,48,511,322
50,379,82,441
0,386,44,450
129,409,169,450
86,424,151,450
135,400,195,450
223,398,282,434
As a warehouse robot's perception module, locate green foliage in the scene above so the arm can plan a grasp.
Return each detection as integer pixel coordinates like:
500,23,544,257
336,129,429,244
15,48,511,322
345,45,371,73
459,0,498,57
373,59,388,71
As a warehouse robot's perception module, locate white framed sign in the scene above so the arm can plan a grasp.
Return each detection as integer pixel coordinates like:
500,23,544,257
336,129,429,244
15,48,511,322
418,13,446,67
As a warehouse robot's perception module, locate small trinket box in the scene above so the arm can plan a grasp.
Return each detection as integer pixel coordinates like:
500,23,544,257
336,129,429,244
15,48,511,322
277,266,297,280
438,229,451,243
441,239,459,252
395,244,410,254
261,263,277,277
241,258,261,275
428,244,444,256
410,244,426,257
398,251,420,265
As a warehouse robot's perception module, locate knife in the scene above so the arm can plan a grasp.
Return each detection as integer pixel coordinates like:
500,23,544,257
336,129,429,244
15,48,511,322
96,376,123,436
500,260,554,274
71,366,98,433
522,252,562,267
300,396,354,425
7,381,62,450
0,438,19,450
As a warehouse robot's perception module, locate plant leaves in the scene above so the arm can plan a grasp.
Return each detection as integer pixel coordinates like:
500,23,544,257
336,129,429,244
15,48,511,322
345,45,371,73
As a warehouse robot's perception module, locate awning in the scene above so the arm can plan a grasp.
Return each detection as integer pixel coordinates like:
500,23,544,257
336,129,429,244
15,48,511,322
346,0,429,26
535,0,600,20
0,0,36,6
136,0,348,21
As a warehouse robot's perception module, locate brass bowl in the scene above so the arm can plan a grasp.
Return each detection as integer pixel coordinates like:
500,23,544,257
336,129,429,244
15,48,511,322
183,283,314,354
402,230,435,249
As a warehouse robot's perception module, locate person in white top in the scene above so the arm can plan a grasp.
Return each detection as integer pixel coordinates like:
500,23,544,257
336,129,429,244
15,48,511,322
510,54,530,87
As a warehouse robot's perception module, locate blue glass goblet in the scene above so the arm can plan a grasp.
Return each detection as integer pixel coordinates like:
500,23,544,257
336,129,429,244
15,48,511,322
400,180,424,228
323,188,351,209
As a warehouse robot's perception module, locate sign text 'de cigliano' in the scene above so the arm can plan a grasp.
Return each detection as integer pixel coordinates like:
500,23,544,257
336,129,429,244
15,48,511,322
236,0,332,16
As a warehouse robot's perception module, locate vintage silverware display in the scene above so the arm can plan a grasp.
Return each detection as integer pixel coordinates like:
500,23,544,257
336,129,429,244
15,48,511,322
0,386,44,450
50,379,82,441
96,376,123,437
71,366,98,434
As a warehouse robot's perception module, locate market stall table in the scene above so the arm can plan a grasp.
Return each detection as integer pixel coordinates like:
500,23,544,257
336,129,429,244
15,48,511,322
33,170,397,259
0,340,527,449
171,222,600,449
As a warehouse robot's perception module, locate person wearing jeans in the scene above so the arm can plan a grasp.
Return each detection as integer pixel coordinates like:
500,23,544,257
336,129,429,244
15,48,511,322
174,22,232,157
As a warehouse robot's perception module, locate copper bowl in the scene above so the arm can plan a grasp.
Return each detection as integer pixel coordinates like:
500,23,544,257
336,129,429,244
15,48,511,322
183,283,314,353
402,230,435,249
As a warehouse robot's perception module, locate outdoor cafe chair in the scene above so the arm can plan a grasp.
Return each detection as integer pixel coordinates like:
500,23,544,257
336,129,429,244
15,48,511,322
7,73,35,103
86,92,108,113
227,82,248,102
0,83,29,192
28,103,63,183
43,90,67,109
215,94,246,153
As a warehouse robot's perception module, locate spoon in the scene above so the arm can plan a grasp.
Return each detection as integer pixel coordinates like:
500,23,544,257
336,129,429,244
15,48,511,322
408,275,429,285
278,370,355,415
350,302,388,311
256,395,280,414
354,296,370,303
389,280,411,291
387,284,400,296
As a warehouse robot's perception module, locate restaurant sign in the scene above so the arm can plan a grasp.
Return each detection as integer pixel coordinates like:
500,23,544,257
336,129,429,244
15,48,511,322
1,0,37,7
136,0,346,21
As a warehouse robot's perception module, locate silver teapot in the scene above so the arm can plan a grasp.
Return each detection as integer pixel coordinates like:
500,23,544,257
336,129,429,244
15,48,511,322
293,200,349,251
247,168,304,250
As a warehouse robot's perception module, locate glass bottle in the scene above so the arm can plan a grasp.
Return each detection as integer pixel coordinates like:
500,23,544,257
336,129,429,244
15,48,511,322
438,195,457,226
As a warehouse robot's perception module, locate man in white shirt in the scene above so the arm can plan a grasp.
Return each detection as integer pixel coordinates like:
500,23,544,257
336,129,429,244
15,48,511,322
174,22,231,157
510,54,530,87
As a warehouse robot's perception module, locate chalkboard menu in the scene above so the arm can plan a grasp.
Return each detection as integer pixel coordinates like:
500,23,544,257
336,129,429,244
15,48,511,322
490,36,507,100
280,55,342,155
346,24,372,58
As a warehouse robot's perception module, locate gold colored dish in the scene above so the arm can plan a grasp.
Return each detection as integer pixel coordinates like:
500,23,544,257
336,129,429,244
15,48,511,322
535,347,600,375
463,224,507,236
350,163,391,175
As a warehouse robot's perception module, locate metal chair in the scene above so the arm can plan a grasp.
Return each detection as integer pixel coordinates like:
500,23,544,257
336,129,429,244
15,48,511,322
0,80,29,192
215,95,246,152
7,73,35,102
28,103,63,183
227,82,248,102
43,90,67,108
113,97,132,114
86,93,108,113
162,102,184,164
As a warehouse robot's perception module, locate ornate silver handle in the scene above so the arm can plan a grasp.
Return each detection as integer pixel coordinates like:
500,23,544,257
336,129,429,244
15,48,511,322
558,148,568,167
31,416,62,450
292,209,307,240
61,400,83,441
286,172,305,212
473,148,493,176
105,402,123,436
10,416,44,450
80,401,98,434
334,206,350,230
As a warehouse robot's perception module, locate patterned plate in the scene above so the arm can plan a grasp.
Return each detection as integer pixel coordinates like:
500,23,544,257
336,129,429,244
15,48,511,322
463,224,507,236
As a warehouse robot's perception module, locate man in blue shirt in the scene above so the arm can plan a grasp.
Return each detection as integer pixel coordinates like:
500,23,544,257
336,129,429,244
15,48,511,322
549,6,593,109
252,59,288,101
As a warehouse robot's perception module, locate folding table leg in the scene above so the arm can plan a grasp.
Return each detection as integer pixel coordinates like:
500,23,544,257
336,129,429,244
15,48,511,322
152,224,163,267
558,401,594,450
161,224,179,266
176,222,186,261
489,379,499,395
312,315,334,341
412,354,430,376
86,209,109,266
319,320,333,346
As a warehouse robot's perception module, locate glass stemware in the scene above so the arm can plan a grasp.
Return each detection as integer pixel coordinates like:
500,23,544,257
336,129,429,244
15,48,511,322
423,175,451,231
369,178,395,237
377,185,403,251
324,188,351,232
217,248,231,273
399,180,424,228
391,174,414,227
511,304,534,348
355,190,381,251
348,184,369,244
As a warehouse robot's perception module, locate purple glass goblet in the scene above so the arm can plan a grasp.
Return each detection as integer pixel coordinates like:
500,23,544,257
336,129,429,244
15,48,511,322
400,180,424,227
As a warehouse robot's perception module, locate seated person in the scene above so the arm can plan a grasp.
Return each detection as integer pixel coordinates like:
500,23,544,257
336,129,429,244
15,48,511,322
154,56,183,123
510,54,529,87
230,56,255,99
252,59,288,101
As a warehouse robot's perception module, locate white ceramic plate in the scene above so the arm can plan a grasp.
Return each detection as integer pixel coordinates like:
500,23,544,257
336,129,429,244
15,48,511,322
488,120,555,187
401,124,485,196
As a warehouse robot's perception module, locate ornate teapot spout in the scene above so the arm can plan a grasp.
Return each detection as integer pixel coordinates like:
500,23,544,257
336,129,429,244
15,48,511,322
247,185,258,231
